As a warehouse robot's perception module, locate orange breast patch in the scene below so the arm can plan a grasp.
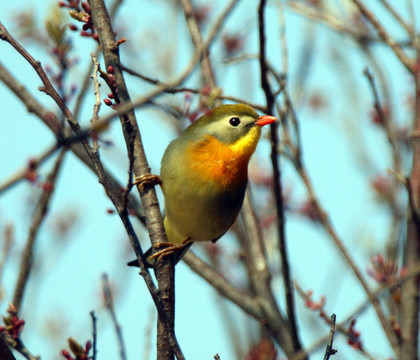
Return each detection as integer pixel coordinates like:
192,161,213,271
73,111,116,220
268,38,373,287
185,135,253,189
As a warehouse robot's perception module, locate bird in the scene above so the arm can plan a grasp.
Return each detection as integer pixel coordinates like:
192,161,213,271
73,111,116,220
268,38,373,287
130,103,276,267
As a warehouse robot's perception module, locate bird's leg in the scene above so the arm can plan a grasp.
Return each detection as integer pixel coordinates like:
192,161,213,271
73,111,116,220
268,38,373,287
151,241,174,249
133,173,161,190
147,239,192,264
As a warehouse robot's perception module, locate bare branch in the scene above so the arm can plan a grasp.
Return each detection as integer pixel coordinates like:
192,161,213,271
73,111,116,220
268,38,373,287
363,67,401,173
296,163,399,355
0,61,61,133
73,0,124,119
285,1,413,49
349,0,414,72
0,61,146,224
0,23,80,133
323,314,337,360
90,311,98,360
183,251,262,319
0,144,59,195
93,0,241,129
0,337,16,360
12,148,67,312
0,334,39,360
277,85,400,354
179,0,220,93
241,191,300,357
399,38,420,360
90,52,101,152
86,1,184,359
377,0,416,39
102,274,127,360
258,0,301,354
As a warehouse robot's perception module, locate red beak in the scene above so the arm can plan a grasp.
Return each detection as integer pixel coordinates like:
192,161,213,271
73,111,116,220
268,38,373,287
255,115,277,127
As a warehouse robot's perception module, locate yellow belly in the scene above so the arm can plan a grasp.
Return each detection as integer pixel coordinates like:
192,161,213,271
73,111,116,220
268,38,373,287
163,178,246,244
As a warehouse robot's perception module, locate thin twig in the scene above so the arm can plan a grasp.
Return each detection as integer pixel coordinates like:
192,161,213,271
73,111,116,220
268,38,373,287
285,1,412,48
278,0,289,76
0,22,100,181
361,56,404,254
122,65,267,111
276,75,400,354
0,337,16,360
323,314,337,360
349,0,414,73
241,192,299,357
0,225,14,292
0,61,61,133
292,262,420,360
285,1,369,42
73,49,99,120
377,0,415,39
0,65,146,226
0,334,39,360
406,0,416,34
12,148,67,312
90,311,98,360
294,283,376,360
122,130,136,213
363,67,400,173
344,261,420,325
92,0,241,130
102,274,127,360
0,143,59,195
73,0,124,119
179,0,220,93
296,165,400,354
0,23,78,131
90,52,101,152
258,0,301,354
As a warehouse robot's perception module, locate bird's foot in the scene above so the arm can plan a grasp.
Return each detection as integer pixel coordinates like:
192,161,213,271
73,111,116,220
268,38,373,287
147,240,192,265
133,174,161,190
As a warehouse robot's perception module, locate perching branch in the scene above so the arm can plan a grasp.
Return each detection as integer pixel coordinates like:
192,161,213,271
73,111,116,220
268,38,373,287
86,1,180,359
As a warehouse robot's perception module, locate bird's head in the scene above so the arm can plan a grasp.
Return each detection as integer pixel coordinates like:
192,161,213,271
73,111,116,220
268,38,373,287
179,104,276,189
184,104,276,147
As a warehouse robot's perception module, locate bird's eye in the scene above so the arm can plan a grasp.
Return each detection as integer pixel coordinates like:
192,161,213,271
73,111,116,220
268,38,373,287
229,117,240,127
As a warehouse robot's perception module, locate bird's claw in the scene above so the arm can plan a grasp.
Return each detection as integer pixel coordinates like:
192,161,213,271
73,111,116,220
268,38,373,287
147,241,192,265
133,174,161,190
